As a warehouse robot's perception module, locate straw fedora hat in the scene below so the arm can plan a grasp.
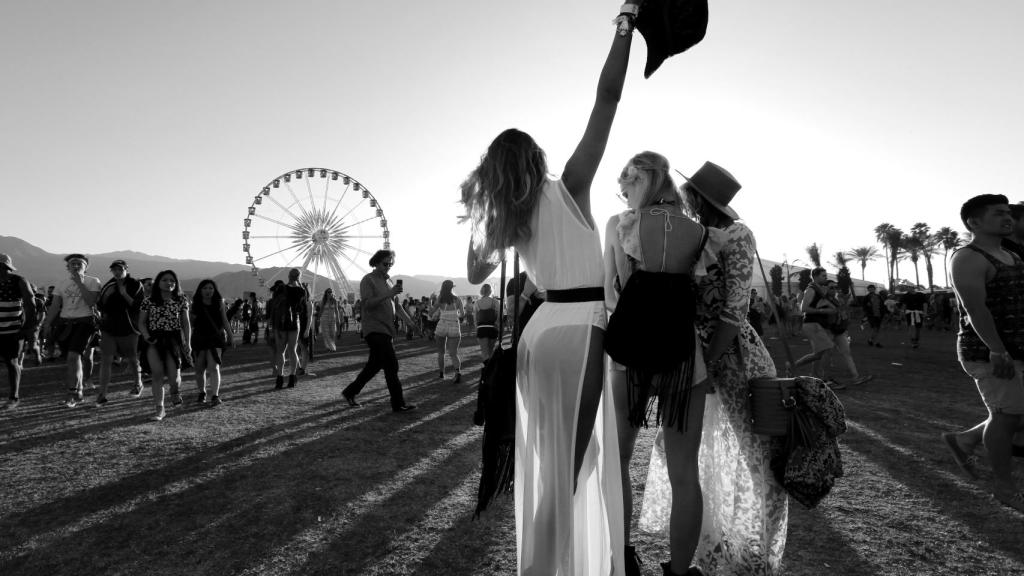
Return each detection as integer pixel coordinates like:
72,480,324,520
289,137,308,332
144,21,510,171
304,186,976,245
675,161,741,220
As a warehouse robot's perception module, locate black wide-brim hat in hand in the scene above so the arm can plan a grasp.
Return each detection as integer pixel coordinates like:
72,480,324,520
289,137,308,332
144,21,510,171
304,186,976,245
635,0,709,78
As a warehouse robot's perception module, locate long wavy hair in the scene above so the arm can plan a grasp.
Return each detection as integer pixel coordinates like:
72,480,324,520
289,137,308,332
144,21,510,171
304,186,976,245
192,279,223,309
321,288,337,309
438,279,457,306
619,151,679,208
460,128,548,257
150,270,182,305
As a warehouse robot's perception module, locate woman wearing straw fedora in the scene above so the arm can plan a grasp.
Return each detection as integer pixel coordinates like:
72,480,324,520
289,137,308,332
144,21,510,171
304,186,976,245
637,162,789,575
603,151,726,576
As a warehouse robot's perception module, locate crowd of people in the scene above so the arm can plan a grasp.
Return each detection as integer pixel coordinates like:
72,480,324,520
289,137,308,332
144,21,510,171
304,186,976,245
0,249,496,420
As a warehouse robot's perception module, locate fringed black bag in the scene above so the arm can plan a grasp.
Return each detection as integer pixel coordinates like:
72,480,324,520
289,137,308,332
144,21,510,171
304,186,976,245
473,253,522,518
605,270,699,430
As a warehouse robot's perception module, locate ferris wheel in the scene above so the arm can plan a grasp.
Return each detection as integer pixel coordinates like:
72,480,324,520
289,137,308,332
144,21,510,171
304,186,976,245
242,167,390,300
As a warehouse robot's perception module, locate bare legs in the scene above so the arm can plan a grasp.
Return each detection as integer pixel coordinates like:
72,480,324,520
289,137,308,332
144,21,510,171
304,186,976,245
276,331,300,377
64,351,84,400
663,388,708,574
98,352,141,398
984,411,1023,496
194,350,220,397
148,346,180,417
2,355,22,405
436,336,462,378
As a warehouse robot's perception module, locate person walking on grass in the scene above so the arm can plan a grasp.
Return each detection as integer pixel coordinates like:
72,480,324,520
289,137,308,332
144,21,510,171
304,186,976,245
819,281,873,388
96,259,145,405
428,280,464,383
43,254,101,408
138,270,191,421
241,292,261,345
943,194,1024,513
900,284,929,349
862,284,886,347
0,254,37,410
342,250,418,412
474,283,499,362
191,279,232,407
794,267,842,387
318,288,341,352
268,269,309,389
295,280,315,377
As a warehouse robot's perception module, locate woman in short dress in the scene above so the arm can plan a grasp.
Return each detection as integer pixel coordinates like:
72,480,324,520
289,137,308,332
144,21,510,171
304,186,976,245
319,288,341,352
640,163,789,575
428,280,464,382
138,270,191,421
462,8,640,574
474,283,499,361
190,279,231,406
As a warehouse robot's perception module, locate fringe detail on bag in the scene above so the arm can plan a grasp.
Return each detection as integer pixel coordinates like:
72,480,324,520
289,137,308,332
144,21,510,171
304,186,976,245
626,346,698,432
474,434,514,519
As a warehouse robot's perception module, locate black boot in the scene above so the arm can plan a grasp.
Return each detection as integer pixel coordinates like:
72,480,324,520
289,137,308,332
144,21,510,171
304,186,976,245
274,375,284,389
625,545,642,576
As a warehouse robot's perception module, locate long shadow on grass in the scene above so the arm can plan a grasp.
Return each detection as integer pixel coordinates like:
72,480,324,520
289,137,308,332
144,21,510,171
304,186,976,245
841,419,1024,566
784,504,882,576
0,378,476,536
411,495,516,576
264,402,484,576
1,392,481,576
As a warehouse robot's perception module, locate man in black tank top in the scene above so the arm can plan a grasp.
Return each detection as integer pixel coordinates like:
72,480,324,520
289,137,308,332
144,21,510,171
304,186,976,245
944,194,1024,513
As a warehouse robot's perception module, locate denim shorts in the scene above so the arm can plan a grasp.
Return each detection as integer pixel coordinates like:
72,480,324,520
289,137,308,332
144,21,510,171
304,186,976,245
961,360,1024,415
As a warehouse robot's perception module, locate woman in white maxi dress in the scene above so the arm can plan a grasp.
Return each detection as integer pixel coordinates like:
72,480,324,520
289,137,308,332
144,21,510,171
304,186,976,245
462,10,642,575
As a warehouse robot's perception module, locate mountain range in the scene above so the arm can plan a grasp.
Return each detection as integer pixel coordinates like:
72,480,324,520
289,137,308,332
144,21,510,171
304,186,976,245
0,236,499,301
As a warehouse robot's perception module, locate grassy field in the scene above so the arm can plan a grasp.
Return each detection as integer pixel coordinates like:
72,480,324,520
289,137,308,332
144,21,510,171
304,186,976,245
1,325,1022,576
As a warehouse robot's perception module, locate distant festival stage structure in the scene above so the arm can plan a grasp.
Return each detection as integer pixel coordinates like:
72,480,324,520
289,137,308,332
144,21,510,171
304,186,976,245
242,167,390,300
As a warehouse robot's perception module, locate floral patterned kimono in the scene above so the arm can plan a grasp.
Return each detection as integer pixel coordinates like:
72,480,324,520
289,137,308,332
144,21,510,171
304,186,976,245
639,221,789,575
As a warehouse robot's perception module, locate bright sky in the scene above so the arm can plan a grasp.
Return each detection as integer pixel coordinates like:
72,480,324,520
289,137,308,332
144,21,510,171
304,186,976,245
3,1,1022,287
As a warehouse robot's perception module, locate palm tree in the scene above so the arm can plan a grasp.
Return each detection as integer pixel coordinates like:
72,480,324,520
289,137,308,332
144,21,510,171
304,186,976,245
806,242,822,268
903,233,923,288
910,223,936,291
847,246,881,281
875,223,895,290
934,227,963,288
885,227,905,290
831,250,848,270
